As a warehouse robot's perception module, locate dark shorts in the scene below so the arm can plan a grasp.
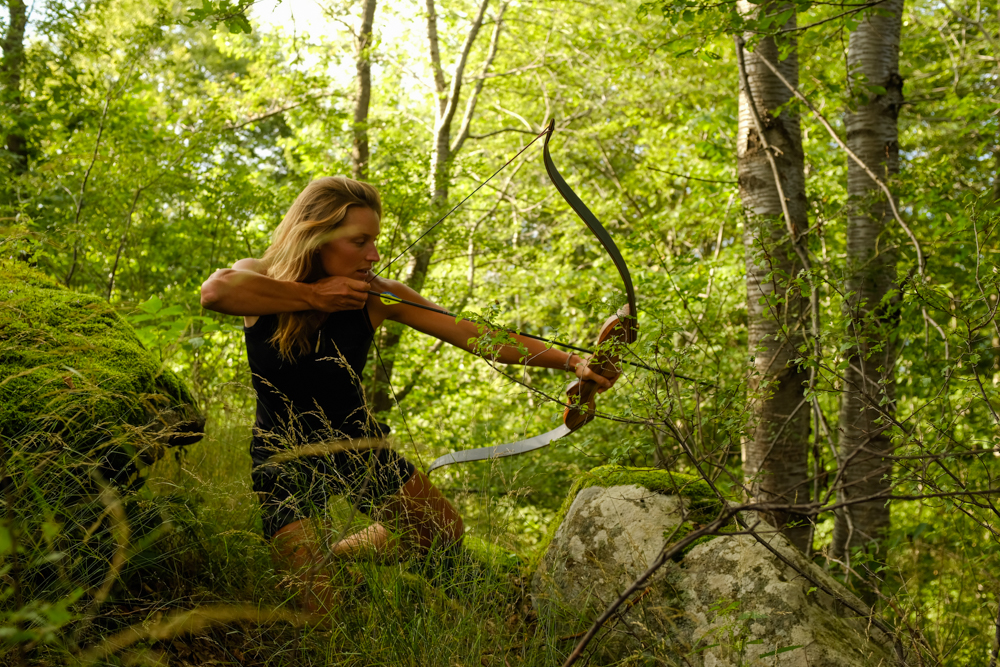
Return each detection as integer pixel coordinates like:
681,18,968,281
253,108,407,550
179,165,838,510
251,445,417,540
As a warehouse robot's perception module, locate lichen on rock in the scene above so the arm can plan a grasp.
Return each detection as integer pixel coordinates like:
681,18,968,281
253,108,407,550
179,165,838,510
531,465,893,666
531,465,722,570
0,259,204,481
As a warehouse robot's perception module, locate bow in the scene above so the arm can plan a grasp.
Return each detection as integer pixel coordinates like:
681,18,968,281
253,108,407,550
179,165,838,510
426,119,638,473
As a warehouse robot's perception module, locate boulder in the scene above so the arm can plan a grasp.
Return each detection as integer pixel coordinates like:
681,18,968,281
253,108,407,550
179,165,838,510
0,260,205,482
531,466,894,666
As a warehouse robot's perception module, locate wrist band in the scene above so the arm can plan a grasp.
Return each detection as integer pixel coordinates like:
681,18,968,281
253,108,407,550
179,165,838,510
563,353,574,371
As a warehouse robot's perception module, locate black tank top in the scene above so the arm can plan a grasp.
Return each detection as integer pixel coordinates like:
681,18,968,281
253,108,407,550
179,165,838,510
245,306,389,457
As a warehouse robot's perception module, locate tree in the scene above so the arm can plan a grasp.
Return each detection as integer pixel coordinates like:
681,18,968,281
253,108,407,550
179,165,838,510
1,0,28,174
371,0,505,412
352,0,377,180
735,5,812,552
831,0,905,561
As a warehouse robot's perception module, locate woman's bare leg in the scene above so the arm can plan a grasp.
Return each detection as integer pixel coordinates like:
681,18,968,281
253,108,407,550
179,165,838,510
271,470,463,611
373,470,464,551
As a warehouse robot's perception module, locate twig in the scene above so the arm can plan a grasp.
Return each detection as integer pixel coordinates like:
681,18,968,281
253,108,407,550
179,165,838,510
561,506,743,667
646,166,737,184
748,42,925,274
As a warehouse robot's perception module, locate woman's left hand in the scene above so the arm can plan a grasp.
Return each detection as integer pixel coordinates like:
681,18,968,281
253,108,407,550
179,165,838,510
570,354,619,393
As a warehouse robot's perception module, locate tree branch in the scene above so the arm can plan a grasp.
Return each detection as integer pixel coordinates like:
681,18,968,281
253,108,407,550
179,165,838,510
437,0,491,134
749,43,925,274
451,2,508,156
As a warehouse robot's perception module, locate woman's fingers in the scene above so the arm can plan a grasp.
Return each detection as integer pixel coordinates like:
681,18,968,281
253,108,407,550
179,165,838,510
312,276,371,311
575,359,619,392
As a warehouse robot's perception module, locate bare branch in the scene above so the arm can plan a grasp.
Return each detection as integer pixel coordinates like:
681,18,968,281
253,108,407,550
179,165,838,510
436,0,491,134
749,42,926,274
451,2,509,155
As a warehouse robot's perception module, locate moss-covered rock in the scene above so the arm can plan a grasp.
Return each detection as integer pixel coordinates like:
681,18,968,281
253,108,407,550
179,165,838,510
0,260,204,479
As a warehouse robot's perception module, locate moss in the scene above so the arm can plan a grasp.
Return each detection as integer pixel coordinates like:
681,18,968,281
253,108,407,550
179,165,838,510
0,260,199,465
463,535,522,573
530,465,727,572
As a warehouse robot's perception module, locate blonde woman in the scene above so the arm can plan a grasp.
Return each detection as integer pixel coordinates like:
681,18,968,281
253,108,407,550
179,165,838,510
200,176,614,607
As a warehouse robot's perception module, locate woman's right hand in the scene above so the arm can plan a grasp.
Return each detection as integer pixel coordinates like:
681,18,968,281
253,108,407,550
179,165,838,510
308,275,371,312
202,259,370,317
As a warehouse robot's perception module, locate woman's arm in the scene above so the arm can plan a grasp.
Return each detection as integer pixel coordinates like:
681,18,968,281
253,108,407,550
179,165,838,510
367,278,616,390
200,258,370,316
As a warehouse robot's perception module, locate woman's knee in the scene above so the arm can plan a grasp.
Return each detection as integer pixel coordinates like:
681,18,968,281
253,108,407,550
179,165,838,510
394,470,464,548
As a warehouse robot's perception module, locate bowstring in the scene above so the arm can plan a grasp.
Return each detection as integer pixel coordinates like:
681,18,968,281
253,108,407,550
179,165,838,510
372,128,547,279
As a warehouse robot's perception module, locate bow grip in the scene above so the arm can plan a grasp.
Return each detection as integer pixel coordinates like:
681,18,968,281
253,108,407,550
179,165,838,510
563,311,629,430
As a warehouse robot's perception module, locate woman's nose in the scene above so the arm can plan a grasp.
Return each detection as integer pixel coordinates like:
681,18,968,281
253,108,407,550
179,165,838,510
367,244,381,262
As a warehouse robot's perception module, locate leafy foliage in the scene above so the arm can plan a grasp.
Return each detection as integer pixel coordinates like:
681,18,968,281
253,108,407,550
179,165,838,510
1,0,999,663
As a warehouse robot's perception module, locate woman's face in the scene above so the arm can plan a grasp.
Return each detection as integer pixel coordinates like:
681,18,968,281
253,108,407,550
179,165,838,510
317,206,381,281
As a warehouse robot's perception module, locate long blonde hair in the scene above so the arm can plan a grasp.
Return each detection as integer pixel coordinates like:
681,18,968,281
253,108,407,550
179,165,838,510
262,176,382,360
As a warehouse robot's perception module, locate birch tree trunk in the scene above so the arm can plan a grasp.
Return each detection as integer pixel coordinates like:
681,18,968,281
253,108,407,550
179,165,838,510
831,0,904,560
352,0,377,180
372,0,503,412
2,0,28,175
736,8,812,552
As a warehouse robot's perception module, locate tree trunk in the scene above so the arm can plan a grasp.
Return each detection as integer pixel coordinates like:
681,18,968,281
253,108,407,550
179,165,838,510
831,0,904,561
736,8,812,553
371,0,495,413
2,0,28,174
352,0,377,180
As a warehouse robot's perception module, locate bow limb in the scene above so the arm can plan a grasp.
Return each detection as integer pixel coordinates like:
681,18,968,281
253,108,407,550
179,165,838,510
425,119,638,474
542,119,637,343
542,118,638,430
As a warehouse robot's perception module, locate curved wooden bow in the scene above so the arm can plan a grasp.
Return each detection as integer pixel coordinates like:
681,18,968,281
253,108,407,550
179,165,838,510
427,119,638,473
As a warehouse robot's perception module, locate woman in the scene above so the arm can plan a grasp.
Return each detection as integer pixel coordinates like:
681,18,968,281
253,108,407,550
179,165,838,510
200,176,615,608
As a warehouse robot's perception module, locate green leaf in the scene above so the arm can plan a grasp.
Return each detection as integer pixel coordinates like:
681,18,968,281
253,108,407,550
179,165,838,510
759,645,803,658
138,295,163,314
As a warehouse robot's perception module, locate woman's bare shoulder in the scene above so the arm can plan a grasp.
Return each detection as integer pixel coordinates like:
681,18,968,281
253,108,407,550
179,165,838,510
368,276,409,297
233,257,269,274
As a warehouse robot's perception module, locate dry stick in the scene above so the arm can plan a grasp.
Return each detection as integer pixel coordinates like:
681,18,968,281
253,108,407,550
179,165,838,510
661,418,910,667
646,165,737,184
747,41,924,274
482,588,653,659
562,416,910,667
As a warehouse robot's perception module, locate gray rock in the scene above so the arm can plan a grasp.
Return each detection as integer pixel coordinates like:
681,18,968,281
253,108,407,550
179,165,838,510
532,473,894,666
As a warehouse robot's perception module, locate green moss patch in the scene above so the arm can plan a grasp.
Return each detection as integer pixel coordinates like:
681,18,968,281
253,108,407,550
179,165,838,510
0,260,201,470
464,534,522,572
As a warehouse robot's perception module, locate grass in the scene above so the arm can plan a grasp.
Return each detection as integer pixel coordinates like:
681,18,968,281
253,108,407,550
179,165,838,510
2,391,615,666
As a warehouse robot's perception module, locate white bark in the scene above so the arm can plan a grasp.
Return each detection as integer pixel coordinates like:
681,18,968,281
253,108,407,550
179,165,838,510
832,0,905,560
737,5,811,552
